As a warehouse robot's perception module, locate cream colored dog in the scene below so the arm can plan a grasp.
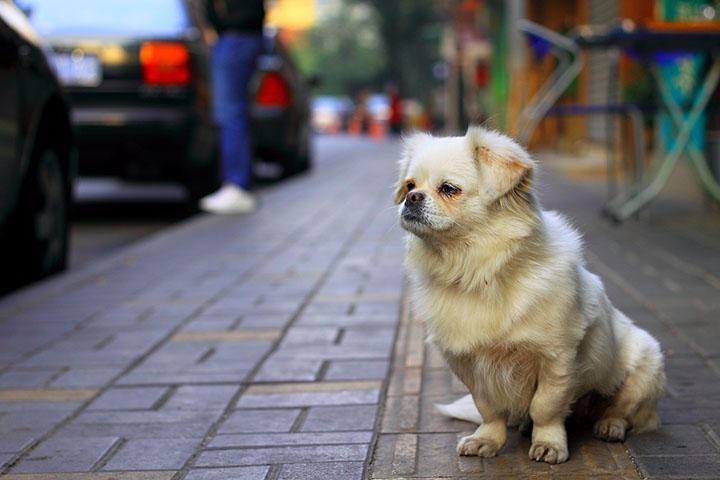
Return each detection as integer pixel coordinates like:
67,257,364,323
395,127,665,464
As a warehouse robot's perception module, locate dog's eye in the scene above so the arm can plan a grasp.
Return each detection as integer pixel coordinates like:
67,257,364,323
406,181,416,191
439,183,460,196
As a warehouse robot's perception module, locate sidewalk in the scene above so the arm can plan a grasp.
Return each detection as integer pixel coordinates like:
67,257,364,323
0,137,404,479
370,160,720,479
1,136,720,479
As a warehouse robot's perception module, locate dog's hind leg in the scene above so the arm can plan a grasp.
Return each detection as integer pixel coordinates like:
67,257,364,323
594,335,665,442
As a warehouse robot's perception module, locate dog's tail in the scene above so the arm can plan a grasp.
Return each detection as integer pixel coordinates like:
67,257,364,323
435,394,483,424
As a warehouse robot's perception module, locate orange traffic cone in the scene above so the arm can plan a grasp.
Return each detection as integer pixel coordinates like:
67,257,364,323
369,120,386,141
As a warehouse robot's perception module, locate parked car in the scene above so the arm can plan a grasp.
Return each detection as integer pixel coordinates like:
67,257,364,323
252,29,314,176
17,0,312,201
0,0,74,287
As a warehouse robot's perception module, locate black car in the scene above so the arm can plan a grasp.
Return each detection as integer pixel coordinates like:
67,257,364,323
0,0,74,287
252,30,313,177
17,0,312,200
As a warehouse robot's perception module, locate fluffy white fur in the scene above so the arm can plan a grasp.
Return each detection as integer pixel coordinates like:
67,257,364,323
396,127,665,464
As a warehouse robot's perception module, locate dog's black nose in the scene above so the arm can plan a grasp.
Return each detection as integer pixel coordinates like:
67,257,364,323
406,191,425,205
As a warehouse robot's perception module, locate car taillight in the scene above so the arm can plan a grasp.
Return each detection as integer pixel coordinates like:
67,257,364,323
140,42,191,86
256,72,292,107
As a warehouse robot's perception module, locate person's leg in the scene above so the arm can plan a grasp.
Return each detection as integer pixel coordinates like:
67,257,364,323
212,33,263,189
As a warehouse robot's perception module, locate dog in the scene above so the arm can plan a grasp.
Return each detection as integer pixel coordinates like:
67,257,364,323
395,127,665,464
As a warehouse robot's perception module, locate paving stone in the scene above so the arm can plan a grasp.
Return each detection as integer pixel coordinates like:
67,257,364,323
634,454,720,479
161,385,237,411
47,367,124,389
277,461,365,480
195,444,369,467
0,409,71,436
102,437,202,471
625,424,719,456
88,387,167,411
324,360,389,381
238,389,379,408
301,405,378,432
12,436,119,473
59,410,221,439
380,395,420,433
370,433,419,477
0,433,34,453
240,314,294,329
217,408,301,434
184,466,270,480
0,368,62,388
171,330,280,342
280,326,339,345
208,431,372,448
253,358,323,382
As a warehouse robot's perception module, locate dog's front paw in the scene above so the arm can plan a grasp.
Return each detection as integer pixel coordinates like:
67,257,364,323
593,418,627,442
457,434,501,457
528,441,569,464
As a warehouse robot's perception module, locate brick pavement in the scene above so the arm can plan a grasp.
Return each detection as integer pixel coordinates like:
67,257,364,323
2,137,720,479
0,137,403,479
369,160,720,479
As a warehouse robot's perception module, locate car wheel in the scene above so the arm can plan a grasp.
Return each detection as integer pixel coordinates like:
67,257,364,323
15,147,69,280
285,123,312,176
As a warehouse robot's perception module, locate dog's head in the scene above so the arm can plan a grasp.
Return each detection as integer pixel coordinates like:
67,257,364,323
395,126,536,239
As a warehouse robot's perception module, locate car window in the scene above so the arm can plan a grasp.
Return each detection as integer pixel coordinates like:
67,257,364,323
16,0,189,37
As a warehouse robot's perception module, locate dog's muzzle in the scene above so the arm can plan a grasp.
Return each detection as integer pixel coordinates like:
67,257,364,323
402,191,428,224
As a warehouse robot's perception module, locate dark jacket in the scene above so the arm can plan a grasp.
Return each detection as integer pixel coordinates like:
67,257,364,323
204,0,265,34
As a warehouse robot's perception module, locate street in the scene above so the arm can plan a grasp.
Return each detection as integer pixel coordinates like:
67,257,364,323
1,135,720,479
71,180,190,268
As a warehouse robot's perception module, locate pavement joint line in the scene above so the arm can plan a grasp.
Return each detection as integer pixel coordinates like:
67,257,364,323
90,437,126,473
150,385,177,411
315,360,331,381
0,388,98,402
42,366,70,388
289,407,310,433
195,346,216,364
173,189,382,480
1,203,327,477
170,330,281,342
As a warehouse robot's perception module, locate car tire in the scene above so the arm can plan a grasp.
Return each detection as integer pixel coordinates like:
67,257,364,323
12,145,70,282
284,124,312,176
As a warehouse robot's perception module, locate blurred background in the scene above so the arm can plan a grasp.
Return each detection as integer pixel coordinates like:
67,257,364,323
1,0,719,294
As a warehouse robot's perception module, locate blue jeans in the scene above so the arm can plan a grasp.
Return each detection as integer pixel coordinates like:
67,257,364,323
212,33,263,189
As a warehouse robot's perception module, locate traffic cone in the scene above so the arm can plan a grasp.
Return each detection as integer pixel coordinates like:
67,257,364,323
369,120,386,140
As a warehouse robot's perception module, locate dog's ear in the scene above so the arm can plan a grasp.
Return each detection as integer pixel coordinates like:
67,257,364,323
466,126,534,198
394,132,430,204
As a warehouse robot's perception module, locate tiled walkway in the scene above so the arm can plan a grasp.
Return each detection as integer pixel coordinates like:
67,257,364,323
0,137,404,479
1,136,720,479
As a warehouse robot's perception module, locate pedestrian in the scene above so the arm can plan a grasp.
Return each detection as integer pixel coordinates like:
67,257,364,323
387,83,403,136
199,0,265,214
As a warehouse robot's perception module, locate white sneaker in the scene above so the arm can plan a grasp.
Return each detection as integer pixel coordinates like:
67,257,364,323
199,184,256,214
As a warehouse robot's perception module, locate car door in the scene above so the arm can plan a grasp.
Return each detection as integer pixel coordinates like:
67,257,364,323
0,5,21,223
